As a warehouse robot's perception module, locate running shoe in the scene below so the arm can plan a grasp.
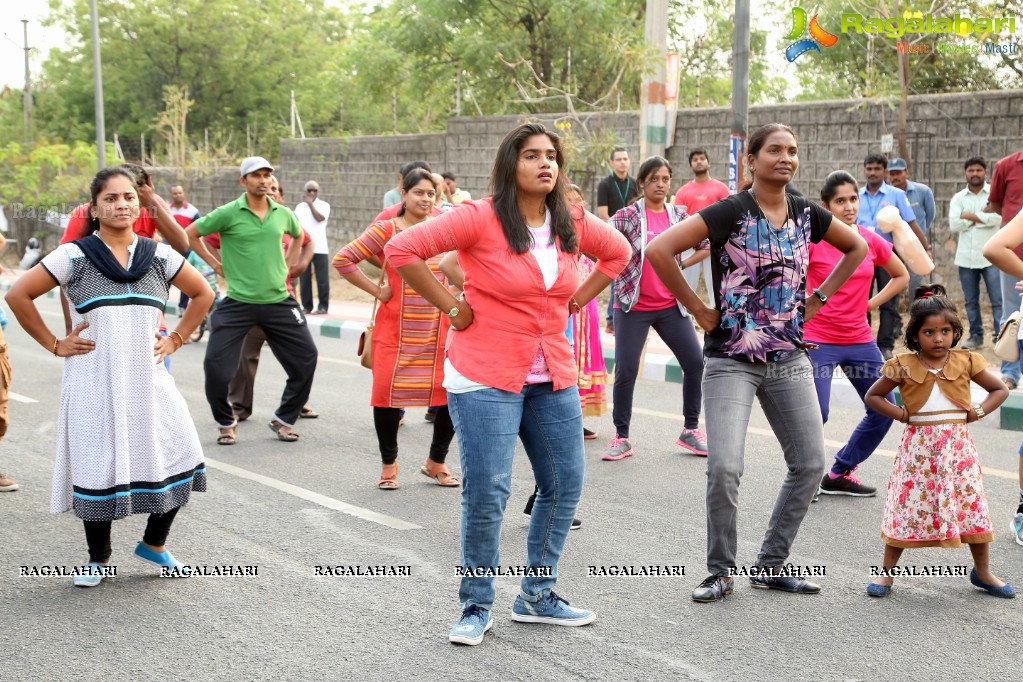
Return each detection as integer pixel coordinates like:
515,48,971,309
601,436,633,461
819,471,876,497
1011,512,1023,547
677,428,708,456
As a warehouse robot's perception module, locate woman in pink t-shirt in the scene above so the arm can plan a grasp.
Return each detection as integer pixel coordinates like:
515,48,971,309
604,156,710,461
806,171,908,498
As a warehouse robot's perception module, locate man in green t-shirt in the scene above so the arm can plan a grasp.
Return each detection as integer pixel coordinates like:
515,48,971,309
186,157,318,445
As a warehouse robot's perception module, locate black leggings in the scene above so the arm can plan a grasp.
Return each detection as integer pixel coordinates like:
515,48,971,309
373,406,455,465
82,507,181,564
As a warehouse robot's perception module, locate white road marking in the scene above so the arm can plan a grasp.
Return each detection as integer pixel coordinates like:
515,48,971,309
630,406,1020,481
8,392,38,403
204,457,423,530
318,356,362,367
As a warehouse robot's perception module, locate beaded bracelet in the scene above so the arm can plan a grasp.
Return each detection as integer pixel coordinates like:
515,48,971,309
169,331,185,349
52,337,60,357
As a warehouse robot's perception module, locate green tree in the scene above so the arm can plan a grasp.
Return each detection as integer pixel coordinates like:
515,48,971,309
34,0,348,156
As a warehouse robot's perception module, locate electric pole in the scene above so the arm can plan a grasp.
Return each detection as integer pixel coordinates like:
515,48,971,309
90,0,106,168
22,19,31,146
639,0,668,160
728,0,751,192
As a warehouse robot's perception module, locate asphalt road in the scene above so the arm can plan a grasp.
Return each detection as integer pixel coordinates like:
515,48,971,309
1,293,1020,681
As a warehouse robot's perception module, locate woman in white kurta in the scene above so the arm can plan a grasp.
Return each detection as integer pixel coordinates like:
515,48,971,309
6,166,214,587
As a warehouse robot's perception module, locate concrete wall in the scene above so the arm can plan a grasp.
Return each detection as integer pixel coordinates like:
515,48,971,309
174,89,1023,302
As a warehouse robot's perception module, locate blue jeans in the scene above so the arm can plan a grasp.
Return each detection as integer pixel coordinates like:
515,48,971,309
1000,272,1020,380
448,383,584,610
958,265,1003,343
806,341,893,474
703,354,826,575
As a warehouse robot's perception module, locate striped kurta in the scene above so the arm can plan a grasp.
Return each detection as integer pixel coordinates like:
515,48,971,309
334,219,449,407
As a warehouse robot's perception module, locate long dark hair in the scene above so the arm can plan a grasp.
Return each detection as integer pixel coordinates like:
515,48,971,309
819,170,858,205
490,123,577,254
904,284,964,351
86,166,139,235
397,168,434,217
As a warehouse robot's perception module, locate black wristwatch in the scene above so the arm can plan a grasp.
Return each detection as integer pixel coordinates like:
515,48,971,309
812,288,828,305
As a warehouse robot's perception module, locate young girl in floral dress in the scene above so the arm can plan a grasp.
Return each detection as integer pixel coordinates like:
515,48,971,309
864,285,1014,598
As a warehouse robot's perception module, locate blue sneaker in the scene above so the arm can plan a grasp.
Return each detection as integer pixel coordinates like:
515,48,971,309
449,605,492,645
72,563,109,588
511,590,596,626
1011,513,1023,546
133,541,190,577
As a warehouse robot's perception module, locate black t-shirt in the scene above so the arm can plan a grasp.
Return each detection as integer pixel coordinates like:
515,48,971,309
597,173,640,218
697,190,832,363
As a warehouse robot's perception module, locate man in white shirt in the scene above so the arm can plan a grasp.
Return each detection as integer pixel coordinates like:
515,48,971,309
949,156,1003,349
168,185,202,314
294,181,331,314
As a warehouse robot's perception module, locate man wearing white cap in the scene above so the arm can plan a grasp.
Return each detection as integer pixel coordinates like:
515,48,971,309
185,157,318,445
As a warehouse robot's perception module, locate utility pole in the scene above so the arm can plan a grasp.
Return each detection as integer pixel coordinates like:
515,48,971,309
90,0,106,168
728,0,751,192
639,0,668,160
22,19,32,146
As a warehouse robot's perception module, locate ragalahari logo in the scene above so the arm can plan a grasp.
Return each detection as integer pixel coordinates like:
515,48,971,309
784,7,840,61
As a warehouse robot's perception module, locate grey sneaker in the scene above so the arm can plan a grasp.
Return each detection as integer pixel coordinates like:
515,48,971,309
677,428,708,456
1002,375,1019,390
601,436,634,461
961,337,982,350
0,473,19,492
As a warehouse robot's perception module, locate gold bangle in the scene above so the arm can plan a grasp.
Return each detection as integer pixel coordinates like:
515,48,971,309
169,330,185,348
52,337,60,357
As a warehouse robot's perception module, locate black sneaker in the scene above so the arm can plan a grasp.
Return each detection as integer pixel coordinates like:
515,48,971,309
523,493,581,530
692,574,733,603
819,472,877,497
749,569,821,594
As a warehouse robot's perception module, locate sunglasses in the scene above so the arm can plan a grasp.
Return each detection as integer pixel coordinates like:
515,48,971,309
306,188,318,193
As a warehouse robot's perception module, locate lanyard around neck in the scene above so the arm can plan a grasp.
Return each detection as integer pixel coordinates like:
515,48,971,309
614,176,631,206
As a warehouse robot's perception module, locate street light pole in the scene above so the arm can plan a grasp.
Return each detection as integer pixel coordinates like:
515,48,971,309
728,0,751,192
639,0,668,160
22,19,32,146
90,0,106,168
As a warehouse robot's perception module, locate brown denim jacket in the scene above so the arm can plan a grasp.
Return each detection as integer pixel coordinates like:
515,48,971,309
881,350,986,415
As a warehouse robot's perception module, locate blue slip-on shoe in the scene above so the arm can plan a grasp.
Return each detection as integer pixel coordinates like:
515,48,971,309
448,605,492,645
72,562,109,588
511,590,596,626
134,541,190,577
866,582,892,598
969,568,1016,598
1011,513,1023,547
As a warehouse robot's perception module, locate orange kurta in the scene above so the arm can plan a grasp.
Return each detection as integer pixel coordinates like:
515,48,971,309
334,219,448,407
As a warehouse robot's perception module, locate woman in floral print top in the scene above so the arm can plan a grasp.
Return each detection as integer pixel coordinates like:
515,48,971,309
646,123,867,603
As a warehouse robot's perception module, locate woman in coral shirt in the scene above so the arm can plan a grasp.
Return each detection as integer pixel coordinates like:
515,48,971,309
386,123,630,647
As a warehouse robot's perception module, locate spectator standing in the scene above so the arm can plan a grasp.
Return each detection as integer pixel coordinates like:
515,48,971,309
887,157,936,293
674,148,731,303
295,181,331,314
168,185,202,315
983,145,1023,390
442,172,472,204
857,154,928,360
949,157,1002,349
597,147,641,334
